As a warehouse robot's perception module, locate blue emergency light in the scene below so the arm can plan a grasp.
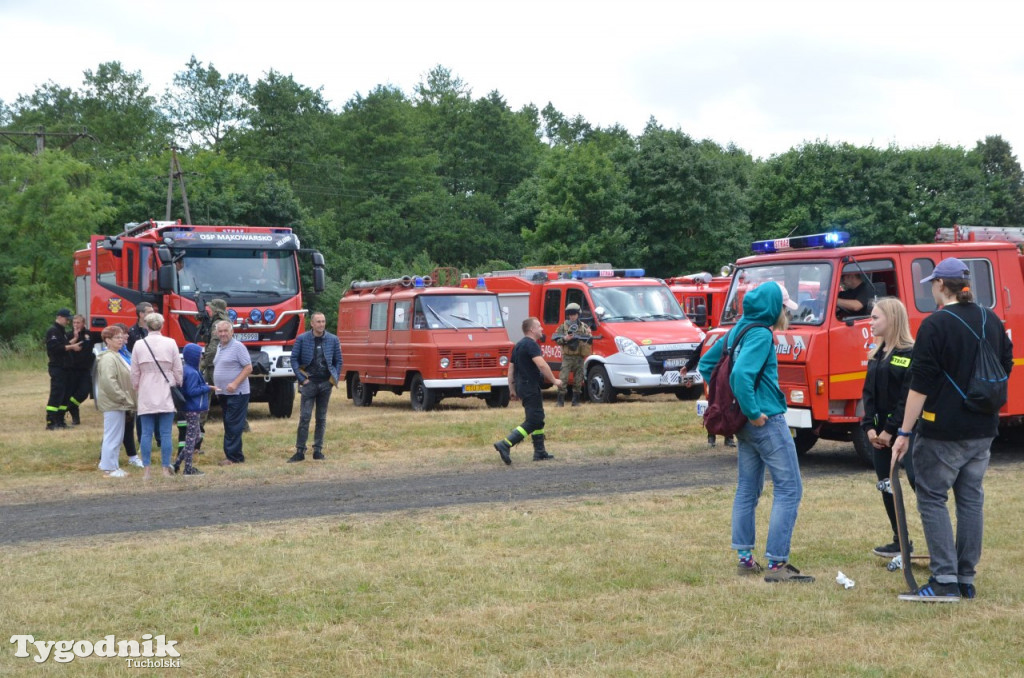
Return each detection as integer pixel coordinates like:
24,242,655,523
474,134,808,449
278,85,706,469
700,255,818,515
750,231,849,254
263,309,276,322
413,276,426,288
227,309,238,322
476,276,486,290
249,309,263,323
571,268,645,279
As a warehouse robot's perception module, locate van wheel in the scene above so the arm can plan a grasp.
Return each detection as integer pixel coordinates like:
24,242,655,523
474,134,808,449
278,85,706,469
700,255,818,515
675,384,703,401
485,387,510,408
267,380,295,418
410,374,437,411
351,373,373,407
793,429,818,456
587,365,617,403
851,427,874,467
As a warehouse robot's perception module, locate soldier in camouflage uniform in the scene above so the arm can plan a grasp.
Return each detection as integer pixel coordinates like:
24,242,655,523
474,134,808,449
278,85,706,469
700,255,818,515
554,302,592,407
198,299,231,384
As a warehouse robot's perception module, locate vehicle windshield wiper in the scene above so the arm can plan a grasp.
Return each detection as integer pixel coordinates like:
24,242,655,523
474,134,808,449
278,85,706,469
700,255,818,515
424,304,457,330
450,313,489,330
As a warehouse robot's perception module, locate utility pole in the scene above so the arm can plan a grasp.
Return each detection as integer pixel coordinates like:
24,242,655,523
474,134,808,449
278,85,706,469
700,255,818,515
0,126,95,153
166,145,193,225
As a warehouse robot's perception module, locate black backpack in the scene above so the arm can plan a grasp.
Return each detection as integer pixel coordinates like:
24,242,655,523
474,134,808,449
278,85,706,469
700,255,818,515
703,323,772,437
941,308,1009,415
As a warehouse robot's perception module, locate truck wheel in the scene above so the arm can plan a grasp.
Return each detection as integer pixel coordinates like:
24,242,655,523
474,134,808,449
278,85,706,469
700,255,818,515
485,387,510,408
267,380,295,418
793,429,818,456
674,384,703,401
410,374,437,412
351,373,374,407
587,365,617,403
851,427,874,467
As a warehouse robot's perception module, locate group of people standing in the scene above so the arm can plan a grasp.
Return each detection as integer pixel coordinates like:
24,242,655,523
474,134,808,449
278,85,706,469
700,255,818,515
44,309,96,429
694,258,1012,602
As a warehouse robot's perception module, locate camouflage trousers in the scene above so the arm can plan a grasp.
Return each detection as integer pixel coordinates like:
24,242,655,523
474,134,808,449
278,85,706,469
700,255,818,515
558,354,586,394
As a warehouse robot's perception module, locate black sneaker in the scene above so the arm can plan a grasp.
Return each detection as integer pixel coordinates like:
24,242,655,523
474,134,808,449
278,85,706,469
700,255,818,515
182,467,205,476
312,451,325,460
898,577,961,603
287,451,305,463
724,436,736,448
959,583,977,599
707,435,716,447
494,440,512,465
872,540,906,558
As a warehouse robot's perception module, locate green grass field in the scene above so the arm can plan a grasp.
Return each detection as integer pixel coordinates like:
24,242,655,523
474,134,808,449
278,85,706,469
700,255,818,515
1,365,1022,676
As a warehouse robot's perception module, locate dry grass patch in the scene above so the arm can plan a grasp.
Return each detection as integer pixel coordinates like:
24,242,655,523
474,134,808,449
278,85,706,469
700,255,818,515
2,468,1023,676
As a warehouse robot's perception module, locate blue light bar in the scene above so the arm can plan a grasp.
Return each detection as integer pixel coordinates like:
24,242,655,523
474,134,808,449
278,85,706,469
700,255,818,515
750,231,849,254
571,268,646,279
414,276,426,288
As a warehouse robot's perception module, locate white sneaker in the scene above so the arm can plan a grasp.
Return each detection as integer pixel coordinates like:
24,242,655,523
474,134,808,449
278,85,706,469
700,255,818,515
106,468,128,478
128,456,145,468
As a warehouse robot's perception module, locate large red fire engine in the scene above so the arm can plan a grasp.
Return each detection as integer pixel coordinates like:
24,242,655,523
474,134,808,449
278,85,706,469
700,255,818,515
337,273,513,411
468,265,706,402
74,219,325,417
666,270,733,330
698,227,1024,463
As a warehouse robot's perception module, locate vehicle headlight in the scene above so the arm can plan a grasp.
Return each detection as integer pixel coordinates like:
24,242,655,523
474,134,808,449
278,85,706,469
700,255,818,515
263,309,276,323
615,336,644,358
499,356,508,367
790,389,805,404
249,309,263,323
440,357,450,369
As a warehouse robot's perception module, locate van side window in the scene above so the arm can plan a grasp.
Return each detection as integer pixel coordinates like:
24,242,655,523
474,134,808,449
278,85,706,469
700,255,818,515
370,302,388,330
543,289,562,324
912,259,937,312
963,258,995,308
393,301,411,330
565,288,595,328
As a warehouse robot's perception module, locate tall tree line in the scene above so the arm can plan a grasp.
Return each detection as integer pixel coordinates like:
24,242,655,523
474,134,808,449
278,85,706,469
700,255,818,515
2,60,1023,340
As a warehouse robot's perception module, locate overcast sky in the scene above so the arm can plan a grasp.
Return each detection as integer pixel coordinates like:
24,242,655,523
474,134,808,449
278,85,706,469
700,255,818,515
3,0,1022,160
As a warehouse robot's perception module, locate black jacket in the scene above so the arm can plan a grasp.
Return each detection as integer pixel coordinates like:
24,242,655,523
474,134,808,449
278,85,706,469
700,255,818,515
45,322,69,367
908,303,1014,440
861,344,913,437
66,327,96,371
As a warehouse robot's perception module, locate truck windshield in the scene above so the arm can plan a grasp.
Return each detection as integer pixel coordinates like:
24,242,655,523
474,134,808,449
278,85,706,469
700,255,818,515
175,249,299,300
415,294,504,329
589,285,685,322
721,263,834,326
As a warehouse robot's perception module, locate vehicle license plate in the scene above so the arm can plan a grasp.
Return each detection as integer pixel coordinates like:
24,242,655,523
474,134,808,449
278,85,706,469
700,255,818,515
696,400,708,416
664,358,686,369
235,333,259,342
463,383,492,393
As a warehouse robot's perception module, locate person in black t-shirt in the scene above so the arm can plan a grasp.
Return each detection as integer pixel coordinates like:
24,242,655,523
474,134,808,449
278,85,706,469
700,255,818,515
893,258,1013,602
836,273,875,318
493,317,562,464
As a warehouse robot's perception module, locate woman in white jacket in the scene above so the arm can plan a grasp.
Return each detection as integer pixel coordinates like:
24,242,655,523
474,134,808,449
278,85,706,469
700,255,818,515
130,313,183,478
95,326,137,478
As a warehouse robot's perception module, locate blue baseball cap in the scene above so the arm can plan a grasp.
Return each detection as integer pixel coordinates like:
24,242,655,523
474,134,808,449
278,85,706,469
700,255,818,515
920,257,970,284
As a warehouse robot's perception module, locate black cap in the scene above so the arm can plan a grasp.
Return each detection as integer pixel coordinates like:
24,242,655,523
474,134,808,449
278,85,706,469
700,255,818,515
56,308,72,319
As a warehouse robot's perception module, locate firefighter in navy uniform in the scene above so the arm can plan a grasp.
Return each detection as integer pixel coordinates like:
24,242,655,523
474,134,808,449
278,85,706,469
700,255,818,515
554,302,593,407
45,308,80,430
493,317,562,464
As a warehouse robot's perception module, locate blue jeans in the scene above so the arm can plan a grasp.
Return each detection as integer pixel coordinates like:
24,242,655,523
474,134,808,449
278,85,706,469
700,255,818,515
913,436,992,585
219,393,249,463
139,411,175,468
296,380,333,453
731,414,803,562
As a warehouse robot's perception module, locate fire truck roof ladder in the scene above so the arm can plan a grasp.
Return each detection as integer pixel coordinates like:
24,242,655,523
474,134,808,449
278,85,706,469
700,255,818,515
350,275,433,291
935,225,1024,244
120,219,181,238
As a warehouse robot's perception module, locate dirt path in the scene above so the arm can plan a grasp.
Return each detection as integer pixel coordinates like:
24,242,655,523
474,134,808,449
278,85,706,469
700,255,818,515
3,443,1019,545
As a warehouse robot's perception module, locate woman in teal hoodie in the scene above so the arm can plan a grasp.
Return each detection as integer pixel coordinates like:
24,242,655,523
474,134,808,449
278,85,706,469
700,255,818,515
698,282,813,583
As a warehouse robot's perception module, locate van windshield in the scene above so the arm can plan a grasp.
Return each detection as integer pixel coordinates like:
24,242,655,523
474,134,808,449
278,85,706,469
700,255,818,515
415,295,504,329
722,263,834,326
589,285,685,322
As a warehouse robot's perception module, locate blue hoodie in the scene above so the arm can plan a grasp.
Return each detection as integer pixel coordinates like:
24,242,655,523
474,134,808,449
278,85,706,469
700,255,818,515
698,283,787,421
180,343,211,413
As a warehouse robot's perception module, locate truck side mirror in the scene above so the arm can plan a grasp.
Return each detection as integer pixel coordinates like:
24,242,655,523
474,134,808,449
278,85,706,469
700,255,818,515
694,304,707,328
157,263,176,292
313,268,325,294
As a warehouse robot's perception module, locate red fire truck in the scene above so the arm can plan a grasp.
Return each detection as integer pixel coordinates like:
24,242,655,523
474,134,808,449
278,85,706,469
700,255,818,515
469,266,706,402
666,270,733,330
337,274,513,411
698,227,1024,463
74,219,325,417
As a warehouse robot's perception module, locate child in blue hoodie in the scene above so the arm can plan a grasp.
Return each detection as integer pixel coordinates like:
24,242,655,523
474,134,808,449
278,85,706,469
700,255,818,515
175,343,213,476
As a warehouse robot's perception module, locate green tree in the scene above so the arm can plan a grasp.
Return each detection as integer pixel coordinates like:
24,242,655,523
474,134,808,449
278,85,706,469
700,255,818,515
162,56,252,150
627,122,754,276
0,149,114,338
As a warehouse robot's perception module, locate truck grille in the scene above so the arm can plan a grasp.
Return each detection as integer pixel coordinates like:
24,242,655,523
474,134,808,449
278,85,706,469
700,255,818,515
439,350,502,370
777,365,807,387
